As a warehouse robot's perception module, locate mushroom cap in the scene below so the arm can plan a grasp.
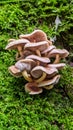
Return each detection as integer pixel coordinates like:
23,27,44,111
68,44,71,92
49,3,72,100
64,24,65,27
38,75,61,87
8,65,22,77
19,29,47,42
24,41,48,52
8,39,16,42
31,66,58,79
41,45,56,54
25,83,43,95
25,55,50,64
5,39,30,50
48,63,66,70
47,49,69,58
15,59,36,72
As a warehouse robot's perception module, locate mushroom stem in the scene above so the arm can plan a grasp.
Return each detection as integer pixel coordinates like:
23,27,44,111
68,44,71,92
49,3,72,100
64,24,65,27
48,40,52,45
35,72,46,83
36,49,41,56
38,75,60,87
22,70,33,82
16,52,24,61
17,45,23,56
54,54,60,64
43,85,54,90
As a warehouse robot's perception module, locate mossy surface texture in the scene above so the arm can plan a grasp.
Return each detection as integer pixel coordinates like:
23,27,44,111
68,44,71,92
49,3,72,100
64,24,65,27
0,1,73,130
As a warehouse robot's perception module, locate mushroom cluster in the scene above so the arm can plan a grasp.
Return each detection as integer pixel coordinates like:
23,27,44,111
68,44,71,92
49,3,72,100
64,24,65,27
5,30,69,95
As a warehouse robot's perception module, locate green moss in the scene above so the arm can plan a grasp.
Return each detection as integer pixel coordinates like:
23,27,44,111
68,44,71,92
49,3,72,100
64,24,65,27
58,66,73,100
0,1,73,130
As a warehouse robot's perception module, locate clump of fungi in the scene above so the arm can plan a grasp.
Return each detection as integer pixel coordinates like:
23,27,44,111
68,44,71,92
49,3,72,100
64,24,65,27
5,30,69,95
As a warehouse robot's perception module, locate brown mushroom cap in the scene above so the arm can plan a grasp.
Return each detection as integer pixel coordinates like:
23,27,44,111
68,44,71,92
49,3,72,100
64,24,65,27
38,75,61,87
19,29,47,42
41,45,56,54
25,55,50,64
47,63,66,70
15,59,36,72
5,39,30,50
8,65,22,77
25,82,43,95
24,41,48,52
47,49,69,58
31,66,58,79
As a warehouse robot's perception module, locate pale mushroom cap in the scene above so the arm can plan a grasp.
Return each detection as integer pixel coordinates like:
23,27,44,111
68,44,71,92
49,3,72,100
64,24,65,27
5,39,30,50
25,83,43,95
25,55,50,63
31,66,58,79
24,41,48,52
8,65,22,77
19,29,47,42
48,49,69,58
15,59,36,72
38,75,61,87
48,63,66,70
41,45,56,54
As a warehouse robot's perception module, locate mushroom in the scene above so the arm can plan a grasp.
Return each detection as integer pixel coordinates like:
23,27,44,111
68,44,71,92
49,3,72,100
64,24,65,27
38,75,61,87
5,29,69,95
25,54,50,66
19,29,47,42
41,45,56,54
47,49,69,64
5,39,30,57
25,82,43,95
31,66,58,82
8,65,22,77
24,74,60,94
15,59,37,82
47,63,66,70
24,41,48,56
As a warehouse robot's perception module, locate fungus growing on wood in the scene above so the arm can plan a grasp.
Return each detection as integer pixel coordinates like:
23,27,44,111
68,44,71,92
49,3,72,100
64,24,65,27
5,29,69,95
